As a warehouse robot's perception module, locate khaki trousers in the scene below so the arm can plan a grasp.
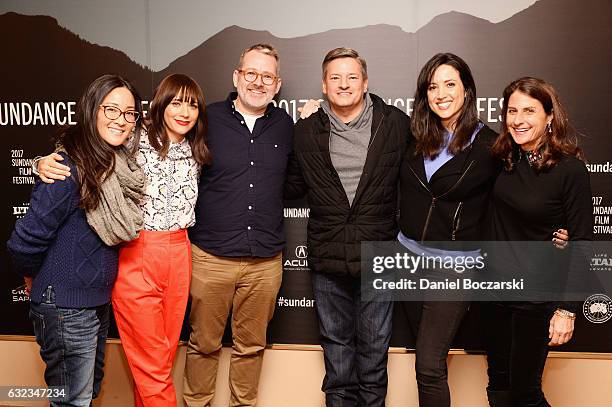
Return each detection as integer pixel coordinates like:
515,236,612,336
183,245,282,407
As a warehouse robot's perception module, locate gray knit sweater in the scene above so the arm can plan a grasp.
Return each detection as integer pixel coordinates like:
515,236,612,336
321,94,373,206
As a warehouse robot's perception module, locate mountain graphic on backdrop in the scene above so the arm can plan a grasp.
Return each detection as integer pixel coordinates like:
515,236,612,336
1,0,609,158
1,0,612,349
0,12,152,101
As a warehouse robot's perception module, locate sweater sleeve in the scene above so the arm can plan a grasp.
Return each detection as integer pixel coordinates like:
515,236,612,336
562,160,593,241
558,159,593,313
6,169,78,277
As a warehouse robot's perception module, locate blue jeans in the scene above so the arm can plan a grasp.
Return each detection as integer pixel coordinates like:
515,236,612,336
29,286,110,407
311,272,392,407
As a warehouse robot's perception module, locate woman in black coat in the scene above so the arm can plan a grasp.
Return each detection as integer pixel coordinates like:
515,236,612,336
398,52,499,407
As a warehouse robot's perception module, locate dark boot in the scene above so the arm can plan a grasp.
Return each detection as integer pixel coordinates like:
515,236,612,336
487,390,513,407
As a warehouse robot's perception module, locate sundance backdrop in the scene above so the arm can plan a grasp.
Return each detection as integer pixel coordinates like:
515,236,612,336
1,0,611,352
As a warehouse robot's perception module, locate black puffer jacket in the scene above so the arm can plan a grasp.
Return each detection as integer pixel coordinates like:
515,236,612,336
285,94,410,277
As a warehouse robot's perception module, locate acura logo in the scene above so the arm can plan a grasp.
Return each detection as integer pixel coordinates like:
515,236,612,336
295,245,308,259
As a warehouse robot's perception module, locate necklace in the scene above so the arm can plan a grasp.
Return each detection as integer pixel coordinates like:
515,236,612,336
524,149,542,166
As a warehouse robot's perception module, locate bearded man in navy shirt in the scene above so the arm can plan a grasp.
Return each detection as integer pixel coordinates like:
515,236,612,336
184,43,294,407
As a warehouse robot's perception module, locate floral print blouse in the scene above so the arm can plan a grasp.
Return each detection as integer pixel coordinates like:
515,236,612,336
137,134,200,231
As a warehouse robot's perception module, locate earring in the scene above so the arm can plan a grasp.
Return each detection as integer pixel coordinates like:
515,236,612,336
546,121,552,133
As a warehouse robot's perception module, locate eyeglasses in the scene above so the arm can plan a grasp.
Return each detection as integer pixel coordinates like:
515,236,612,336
99,105,140,123
237,69,278,86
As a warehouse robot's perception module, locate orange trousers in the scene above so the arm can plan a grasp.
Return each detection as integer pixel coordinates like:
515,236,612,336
112,229,191,407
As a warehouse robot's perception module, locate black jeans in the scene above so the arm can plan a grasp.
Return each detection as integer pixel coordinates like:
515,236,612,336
483,302,554,407
404,301,470,407
311,271,393,407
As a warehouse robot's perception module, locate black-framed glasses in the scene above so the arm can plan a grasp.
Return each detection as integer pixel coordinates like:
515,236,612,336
237,69,278,86
99,105,140,123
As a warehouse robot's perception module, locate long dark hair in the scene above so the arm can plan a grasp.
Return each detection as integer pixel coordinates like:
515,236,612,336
491,77,583,172
411,53,479,158
147,74,211,165
57,74,143,211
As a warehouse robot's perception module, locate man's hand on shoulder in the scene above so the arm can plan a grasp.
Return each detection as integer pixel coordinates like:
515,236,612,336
298,99,322,120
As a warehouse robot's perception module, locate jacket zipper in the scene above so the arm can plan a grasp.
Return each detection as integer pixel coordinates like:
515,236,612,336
451,201,463,241
368,114,384,149
421,197,437,242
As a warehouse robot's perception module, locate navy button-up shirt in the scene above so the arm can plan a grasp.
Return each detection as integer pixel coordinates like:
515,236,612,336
189,93,294,257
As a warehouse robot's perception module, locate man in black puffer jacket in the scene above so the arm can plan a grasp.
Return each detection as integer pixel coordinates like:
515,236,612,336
285,47,410,407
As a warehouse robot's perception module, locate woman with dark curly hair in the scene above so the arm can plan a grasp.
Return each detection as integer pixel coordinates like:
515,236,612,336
484,77,592,407
8,74,145,406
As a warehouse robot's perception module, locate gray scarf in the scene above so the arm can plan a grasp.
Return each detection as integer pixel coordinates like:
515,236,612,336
86,147,144,245
58,146,144,245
